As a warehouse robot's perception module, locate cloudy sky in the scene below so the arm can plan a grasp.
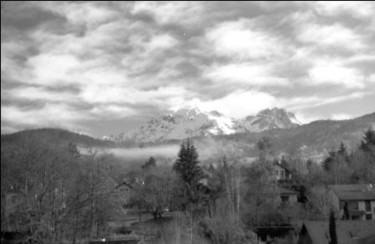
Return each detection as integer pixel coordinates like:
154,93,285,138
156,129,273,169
1,1,375,137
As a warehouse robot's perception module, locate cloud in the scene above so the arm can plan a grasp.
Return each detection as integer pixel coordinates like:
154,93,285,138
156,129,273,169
80,85,189,105
131,1,205,27
1,2,375,136
37,2,119,28
369,74,375,83
331,113,352,120
27,54,81,86
282,92,368,110
206,19,290,60
307,60,365,88
90,104,136,119
171,90,277,119
1,104,92,130
297,23,365,51
4,86,78,103
205,63,289,87
314,1,375,19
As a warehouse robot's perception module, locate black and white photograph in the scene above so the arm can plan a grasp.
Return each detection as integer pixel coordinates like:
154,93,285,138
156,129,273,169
1,1,375,244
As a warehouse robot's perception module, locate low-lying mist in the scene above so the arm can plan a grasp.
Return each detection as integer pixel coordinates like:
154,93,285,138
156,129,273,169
108,144,180,160
79,137,253,166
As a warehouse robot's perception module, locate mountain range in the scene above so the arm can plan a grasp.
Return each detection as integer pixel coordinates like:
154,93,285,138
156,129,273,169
2,110,374,163
113,107,301,143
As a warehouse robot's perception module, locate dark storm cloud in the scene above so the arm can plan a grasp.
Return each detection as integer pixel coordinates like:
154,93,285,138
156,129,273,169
1,2,66,31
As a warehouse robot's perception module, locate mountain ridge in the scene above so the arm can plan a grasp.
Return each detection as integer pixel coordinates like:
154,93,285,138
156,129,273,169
114,107,301,143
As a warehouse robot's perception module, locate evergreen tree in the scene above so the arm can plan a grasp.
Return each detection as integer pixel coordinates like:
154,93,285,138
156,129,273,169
173,139,203,186
329,210,337,244
322,150,336,172
360,128,375,152
142,156,156,170
338,142,347,156
173,139,204,206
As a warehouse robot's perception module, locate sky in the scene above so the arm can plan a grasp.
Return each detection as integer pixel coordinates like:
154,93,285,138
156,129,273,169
1,1,375,137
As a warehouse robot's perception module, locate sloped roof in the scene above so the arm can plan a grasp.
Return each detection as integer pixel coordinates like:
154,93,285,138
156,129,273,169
303,220,375,244
329,184,375,200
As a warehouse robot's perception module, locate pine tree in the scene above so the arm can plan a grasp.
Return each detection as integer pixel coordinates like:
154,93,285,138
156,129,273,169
173,139,204,205
329,210,337,244
142,156,156,170
360,128,375,151
338,142,347,155
173,139,203,185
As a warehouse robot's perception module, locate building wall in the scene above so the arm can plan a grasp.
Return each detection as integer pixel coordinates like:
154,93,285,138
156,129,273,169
362,200,375,220
274,165,285,180
358,201,366,220
338,200,375,220
275,194,298,206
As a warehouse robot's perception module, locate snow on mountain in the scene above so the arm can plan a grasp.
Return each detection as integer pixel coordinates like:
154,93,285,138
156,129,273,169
117,107,242,143
117,107,300,143
242,108,301,132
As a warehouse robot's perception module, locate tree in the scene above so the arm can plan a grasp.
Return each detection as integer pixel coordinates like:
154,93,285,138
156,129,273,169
141,156,156,170
329,210,337,244
1,136,123,244
257,137,272,163
322,143,352,184
173,139,204,208
126,168,173,219
360,128,375,151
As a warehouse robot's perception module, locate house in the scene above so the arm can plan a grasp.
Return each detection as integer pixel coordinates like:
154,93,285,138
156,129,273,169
298,220,375,244
328,184,375,220
273,163,292,181
276,187,298,206
263,186,299,207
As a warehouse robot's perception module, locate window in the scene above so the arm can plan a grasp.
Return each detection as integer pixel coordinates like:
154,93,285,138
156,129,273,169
365,214,372,220
351,214,360,220
365,200,371,211
348,201,358,210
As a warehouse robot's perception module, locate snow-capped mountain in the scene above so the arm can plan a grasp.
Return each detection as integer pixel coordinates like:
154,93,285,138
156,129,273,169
117,107,243,143
115,107,301,143
242,108,301,132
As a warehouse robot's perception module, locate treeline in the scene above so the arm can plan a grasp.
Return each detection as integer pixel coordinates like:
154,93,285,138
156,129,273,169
320,128,375,184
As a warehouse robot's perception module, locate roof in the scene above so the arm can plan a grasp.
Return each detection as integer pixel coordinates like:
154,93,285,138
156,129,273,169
273,162,290,172
303,220,375,244
329,184,375,201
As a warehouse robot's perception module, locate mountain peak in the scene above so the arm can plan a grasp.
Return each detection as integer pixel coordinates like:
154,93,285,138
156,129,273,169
117,107,301,143
242,107,300,132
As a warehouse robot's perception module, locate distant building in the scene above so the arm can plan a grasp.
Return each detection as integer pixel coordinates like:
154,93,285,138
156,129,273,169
263,186,299,207
328,184,375,220
276,187,298,206
273,163,292,181
298,220,375,244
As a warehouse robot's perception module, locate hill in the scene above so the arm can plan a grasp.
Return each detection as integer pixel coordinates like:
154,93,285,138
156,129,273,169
1,128,115,148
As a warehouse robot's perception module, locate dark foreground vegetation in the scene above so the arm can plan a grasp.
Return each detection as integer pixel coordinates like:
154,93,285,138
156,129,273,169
1,128,374,243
